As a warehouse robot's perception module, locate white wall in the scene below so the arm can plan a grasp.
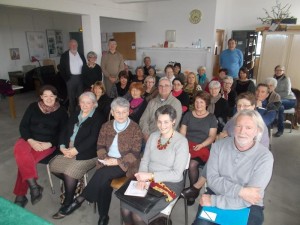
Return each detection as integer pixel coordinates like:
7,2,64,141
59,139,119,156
100,0,217,76
0,6,81,79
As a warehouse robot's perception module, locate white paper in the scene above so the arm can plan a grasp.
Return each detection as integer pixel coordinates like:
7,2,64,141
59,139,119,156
124,181,150,197
200,210,217,221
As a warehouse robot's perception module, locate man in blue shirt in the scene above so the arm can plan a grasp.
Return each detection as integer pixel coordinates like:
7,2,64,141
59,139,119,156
220,38,243,78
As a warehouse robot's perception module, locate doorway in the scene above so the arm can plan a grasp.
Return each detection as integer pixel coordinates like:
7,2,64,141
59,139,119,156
212,29,225,77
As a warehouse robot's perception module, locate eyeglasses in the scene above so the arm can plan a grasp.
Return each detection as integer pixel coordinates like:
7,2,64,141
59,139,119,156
275,69,284,72
158,85,171,88
146,81,154,83
236,104,252,109
113,110,128,116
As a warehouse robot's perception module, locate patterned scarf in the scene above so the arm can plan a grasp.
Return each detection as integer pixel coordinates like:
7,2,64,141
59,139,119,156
207,93,221,114
150,181,176,202
38,100,60,114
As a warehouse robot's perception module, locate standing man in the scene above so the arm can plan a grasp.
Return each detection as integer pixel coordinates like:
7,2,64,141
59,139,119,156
59,39,86,114
220,38,243,79
101,39,124,94
143,56,152,75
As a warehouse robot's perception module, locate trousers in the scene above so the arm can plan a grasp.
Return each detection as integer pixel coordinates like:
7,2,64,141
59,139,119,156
277,99,297,132
66,75,83,114
13,138,55,196
82,165,125,216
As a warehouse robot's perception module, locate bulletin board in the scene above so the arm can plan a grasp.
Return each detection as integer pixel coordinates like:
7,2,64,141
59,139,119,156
26,31,48,60
113,32,136,60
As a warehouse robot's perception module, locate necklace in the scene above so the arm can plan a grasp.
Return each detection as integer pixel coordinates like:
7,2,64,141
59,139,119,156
194,110,208,117
157,131,174,150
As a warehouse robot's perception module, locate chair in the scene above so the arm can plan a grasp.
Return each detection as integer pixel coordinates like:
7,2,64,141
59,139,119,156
148,153,191,225
284,108,296,133
38,149,60,194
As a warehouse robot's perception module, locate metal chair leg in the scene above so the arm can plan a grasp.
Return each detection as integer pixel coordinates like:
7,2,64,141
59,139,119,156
46,163,55,194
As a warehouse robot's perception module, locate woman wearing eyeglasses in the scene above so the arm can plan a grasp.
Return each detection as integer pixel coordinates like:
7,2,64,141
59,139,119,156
57,97,143,225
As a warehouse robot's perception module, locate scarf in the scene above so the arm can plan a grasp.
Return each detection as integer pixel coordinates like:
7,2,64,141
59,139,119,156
130,98,144,109
38,100,60,114
172,89,183,97
197,73,207,84
150,181,176,202
207,93,221,114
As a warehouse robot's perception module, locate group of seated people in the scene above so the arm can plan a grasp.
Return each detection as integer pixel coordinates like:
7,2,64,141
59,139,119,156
11,62,296,225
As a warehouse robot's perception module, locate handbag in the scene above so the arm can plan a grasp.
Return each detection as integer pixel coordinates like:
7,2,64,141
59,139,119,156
115,179,164,214
188,141,210,162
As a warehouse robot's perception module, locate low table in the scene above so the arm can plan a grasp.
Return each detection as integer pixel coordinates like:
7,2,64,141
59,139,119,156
0,196,52,225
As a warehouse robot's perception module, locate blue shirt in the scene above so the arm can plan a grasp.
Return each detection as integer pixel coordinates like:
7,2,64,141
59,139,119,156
220,49,243,78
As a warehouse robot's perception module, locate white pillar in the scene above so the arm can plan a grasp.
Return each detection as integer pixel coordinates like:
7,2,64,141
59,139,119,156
81,14,102,63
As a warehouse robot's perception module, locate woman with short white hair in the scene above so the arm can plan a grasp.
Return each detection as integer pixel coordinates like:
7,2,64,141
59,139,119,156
208,81,229,133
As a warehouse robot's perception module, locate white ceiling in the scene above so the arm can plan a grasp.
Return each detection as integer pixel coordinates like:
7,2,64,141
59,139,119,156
113,0,171,4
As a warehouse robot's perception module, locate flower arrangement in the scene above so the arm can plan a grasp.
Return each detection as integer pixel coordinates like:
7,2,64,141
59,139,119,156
257,0,295,24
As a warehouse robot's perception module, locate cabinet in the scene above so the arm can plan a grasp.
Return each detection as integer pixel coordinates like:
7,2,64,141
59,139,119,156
257,32,300,89
232,30,258,77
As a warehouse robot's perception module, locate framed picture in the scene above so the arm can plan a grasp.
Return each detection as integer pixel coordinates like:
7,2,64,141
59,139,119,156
46,30,63,57
9,48,20,60
26,31,48,61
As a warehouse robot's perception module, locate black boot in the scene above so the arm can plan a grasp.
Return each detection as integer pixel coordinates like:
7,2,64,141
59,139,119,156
98,215,109,225
14,195,28,208
27,178,43,205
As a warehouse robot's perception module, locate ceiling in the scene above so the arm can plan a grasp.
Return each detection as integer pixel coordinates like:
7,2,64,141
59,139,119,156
113,0,171,3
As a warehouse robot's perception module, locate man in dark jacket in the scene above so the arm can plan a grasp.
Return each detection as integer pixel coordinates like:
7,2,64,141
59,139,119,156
59,39,86,114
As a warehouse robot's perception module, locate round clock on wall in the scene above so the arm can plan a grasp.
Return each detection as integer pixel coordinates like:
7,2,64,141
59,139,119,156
189,9,202,24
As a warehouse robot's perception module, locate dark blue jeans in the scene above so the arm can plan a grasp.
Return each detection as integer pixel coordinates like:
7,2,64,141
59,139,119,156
192,189,264,225
277,99,297,132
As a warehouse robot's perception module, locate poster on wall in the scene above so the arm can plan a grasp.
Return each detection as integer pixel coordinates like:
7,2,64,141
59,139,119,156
9,48,20,60
46,30,63,57
26,31,47,61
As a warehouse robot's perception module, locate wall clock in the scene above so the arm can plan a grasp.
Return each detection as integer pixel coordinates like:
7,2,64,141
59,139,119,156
189,9,202,24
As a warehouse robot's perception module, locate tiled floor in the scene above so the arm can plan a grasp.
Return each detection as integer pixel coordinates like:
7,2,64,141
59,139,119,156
1,91,300,225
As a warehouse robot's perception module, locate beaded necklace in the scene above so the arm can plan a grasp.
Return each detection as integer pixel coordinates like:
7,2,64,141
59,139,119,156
157,131,174,150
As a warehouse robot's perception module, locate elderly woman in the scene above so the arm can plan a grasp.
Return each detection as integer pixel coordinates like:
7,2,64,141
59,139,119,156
128,82,148,123
143,76,158,102
92,81,112,120
13,85,68,208
132,66,146,83
121,105,189,225
273,65,297,137
196,66,209,90
60,97,143,225
181,92,270,204
174,62,186,84
50,91,105,219
208,81,229,133
222,76,237,117
110,70,131,99
234,67,256,95
193,110,274,225
172,78,190,114
81,51,103,91
180,91,217,205
184,72,202,110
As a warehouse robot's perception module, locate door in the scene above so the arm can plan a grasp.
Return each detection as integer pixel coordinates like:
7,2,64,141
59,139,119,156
69,32,84,55
212,29,225,77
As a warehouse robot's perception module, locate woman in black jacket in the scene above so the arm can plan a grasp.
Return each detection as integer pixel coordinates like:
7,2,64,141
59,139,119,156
50,91,105,219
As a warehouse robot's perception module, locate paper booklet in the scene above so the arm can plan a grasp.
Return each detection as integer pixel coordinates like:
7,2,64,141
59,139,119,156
124,180,150,197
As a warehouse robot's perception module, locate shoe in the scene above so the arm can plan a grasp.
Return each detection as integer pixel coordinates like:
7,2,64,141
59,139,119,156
30,185,43,205
62,199,83,215
98,215,109,225
273,131,283,137
181,186,200,199
14,196,28,208
52,205,69,219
